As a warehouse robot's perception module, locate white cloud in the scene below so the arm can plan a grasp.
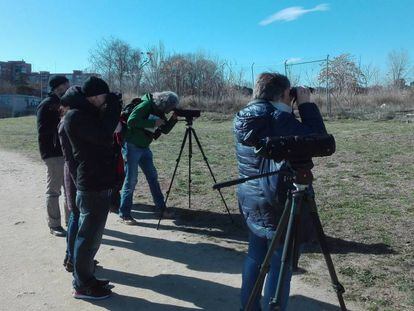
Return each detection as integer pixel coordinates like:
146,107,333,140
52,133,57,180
286,57,302,64
259,3,330,26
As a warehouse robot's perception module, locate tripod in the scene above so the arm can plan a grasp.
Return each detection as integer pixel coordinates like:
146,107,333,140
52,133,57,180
157,117,233,228
245,168,346,311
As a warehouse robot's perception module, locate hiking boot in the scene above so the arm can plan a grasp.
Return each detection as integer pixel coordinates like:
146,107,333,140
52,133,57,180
73,285,112,300
119,216,138,226
50,226,66,237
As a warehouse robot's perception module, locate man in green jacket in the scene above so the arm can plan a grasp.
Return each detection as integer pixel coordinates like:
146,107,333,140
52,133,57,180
119,91,179,225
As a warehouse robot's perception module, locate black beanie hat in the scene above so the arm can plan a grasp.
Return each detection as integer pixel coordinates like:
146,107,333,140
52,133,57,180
49,75,69,90
82,76,109,97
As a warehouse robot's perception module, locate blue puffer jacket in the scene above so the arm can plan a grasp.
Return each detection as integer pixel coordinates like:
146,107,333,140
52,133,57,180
234,100,327,239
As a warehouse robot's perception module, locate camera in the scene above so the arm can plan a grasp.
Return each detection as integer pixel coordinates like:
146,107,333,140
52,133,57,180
174,108,201,119
255,134,335,166
289,87,315,102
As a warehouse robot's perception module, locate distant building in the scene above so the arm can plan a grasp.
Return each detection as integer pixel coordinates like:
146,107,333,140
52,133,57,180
0,60,32,83
1,59,99,99
28,70,100,98
0,94,41,118
27,71,50,96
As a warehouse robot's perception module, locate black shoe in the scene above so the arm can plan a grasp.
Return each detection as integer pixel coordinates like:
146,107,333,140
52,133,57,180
96,278,110,287
50,226,66,237
65,260,74,273
73,285,112,300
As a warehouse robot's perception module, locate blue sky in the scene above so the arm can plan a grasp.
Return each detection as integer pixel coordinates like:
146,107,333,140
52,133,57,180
1,0,413,81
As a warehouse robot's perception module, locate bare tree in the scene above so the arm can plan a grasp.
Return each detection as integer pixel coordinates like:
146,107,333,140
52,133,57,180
141,42,167,92
318,54,363,94
387,49,411,88
90,38,251,102
361,63,381,87
89,38,116,87
89,37,145,93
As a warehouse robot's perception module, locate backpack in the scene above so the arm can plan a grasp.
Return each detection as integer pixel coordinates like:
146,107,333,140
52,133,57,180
121,97,143,120
116,97,143,143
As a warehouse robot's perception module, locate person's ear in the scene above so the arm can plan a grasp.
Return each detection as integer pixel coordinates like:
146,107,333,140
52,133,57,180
285,88,293,104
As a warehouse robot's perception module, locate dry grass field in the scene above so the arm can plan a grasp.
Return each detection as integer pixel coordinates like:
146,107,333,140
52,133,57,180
0,115,412,310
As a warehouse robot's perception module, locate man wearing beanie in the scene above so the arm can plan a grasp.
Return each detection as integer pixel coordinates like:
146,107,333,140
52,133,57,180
36,75,70,237
63,77,121,299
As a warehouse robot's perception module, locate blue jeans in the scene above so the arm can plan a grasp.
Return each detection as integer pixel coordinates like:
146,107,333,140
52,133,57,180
241,230,292,311
73,190,110,290
119,142,165,218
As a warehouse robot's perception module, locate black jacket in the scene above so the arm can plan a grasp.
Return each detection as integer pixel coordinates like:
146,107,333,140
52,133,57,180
58,119,77,181
36,93,63,160
62,86,121,191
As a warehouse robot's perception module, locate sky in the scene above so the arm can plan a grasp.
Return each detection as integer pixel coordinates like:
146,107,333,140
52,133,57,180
1,0,413,82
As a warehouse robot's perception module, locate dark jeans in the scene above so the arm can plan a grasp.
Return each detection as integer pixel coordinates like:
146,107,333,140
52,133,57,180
73,190,110,290
64,162,78,263
241,230,292,311
66,209,79,263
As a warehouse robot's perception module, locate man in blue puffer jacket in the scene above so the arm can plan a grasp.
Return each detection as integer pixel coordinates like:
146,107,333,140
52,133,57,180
234,72,327,311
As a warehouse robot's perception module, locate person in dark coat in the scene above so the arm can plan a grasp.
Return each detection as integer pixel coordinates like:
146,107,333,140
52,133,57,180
36,75,70,236
63,77,121,300
234,73,327,311
58,93,79,272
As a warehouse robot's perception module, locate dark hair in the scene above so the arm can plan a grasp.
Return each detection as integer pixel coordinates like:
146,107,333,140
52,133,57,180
49,75,69,90
253,72,290,101
82,76,109,97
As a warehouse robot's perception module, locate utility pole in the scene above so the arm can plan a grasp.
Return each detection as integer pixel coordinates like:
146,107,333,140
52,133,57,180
251,62,255,88
40,72,43,100
326,55,330,117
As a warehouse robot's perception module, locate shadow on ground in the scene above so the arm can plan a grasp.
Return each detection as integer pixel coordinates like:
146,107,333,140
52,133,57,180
94,268,240,310
85,272,345,311
102,227,245,274
288,295,344,311
130,203,395,255
131,203,247,243
90,294,198,311
302,236,395,255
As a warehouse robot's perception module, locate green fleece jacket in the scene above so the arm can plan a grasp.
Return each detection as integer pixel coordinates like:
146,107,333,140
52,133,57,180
125,93,177,148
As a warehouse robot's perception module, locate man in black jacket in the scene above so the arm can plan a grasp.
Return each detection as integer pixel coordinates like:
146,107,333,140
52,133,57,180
36,75,70,237
63,77,121,300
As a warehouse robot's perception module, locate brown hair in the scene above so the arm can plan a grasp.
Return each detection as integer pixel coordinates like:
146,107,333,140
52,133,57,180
253,72,290,102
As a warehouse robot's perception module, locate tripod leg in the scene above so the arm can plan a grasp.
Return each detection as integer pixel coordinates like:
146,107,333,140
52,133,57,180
190,128,233,222
305,196,347,311
188,128,192,209
245,195,292,311
292,212,302,272
269,189,305,311
157,128,189,229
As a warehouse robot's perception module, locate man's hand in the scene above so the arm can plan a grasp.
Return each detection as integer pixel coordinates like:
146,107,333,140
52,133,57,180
296,86,311,105
155,119,165,127
171,112,178,120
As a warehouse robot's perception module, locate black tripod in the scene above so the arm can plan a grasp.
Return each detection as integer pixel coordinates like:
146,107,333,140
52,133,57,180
244,168,346,311
157,116,233,228
213,167,346,311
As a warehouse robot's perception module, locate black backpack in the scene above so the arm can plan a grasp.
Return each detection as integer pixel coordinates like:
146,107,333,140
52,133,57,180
121,97,143,119
118,97,143,142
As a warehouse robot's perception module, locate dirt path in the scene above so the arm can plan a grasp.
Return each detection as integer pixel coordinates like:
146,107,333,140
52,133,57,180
0,150,360,311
